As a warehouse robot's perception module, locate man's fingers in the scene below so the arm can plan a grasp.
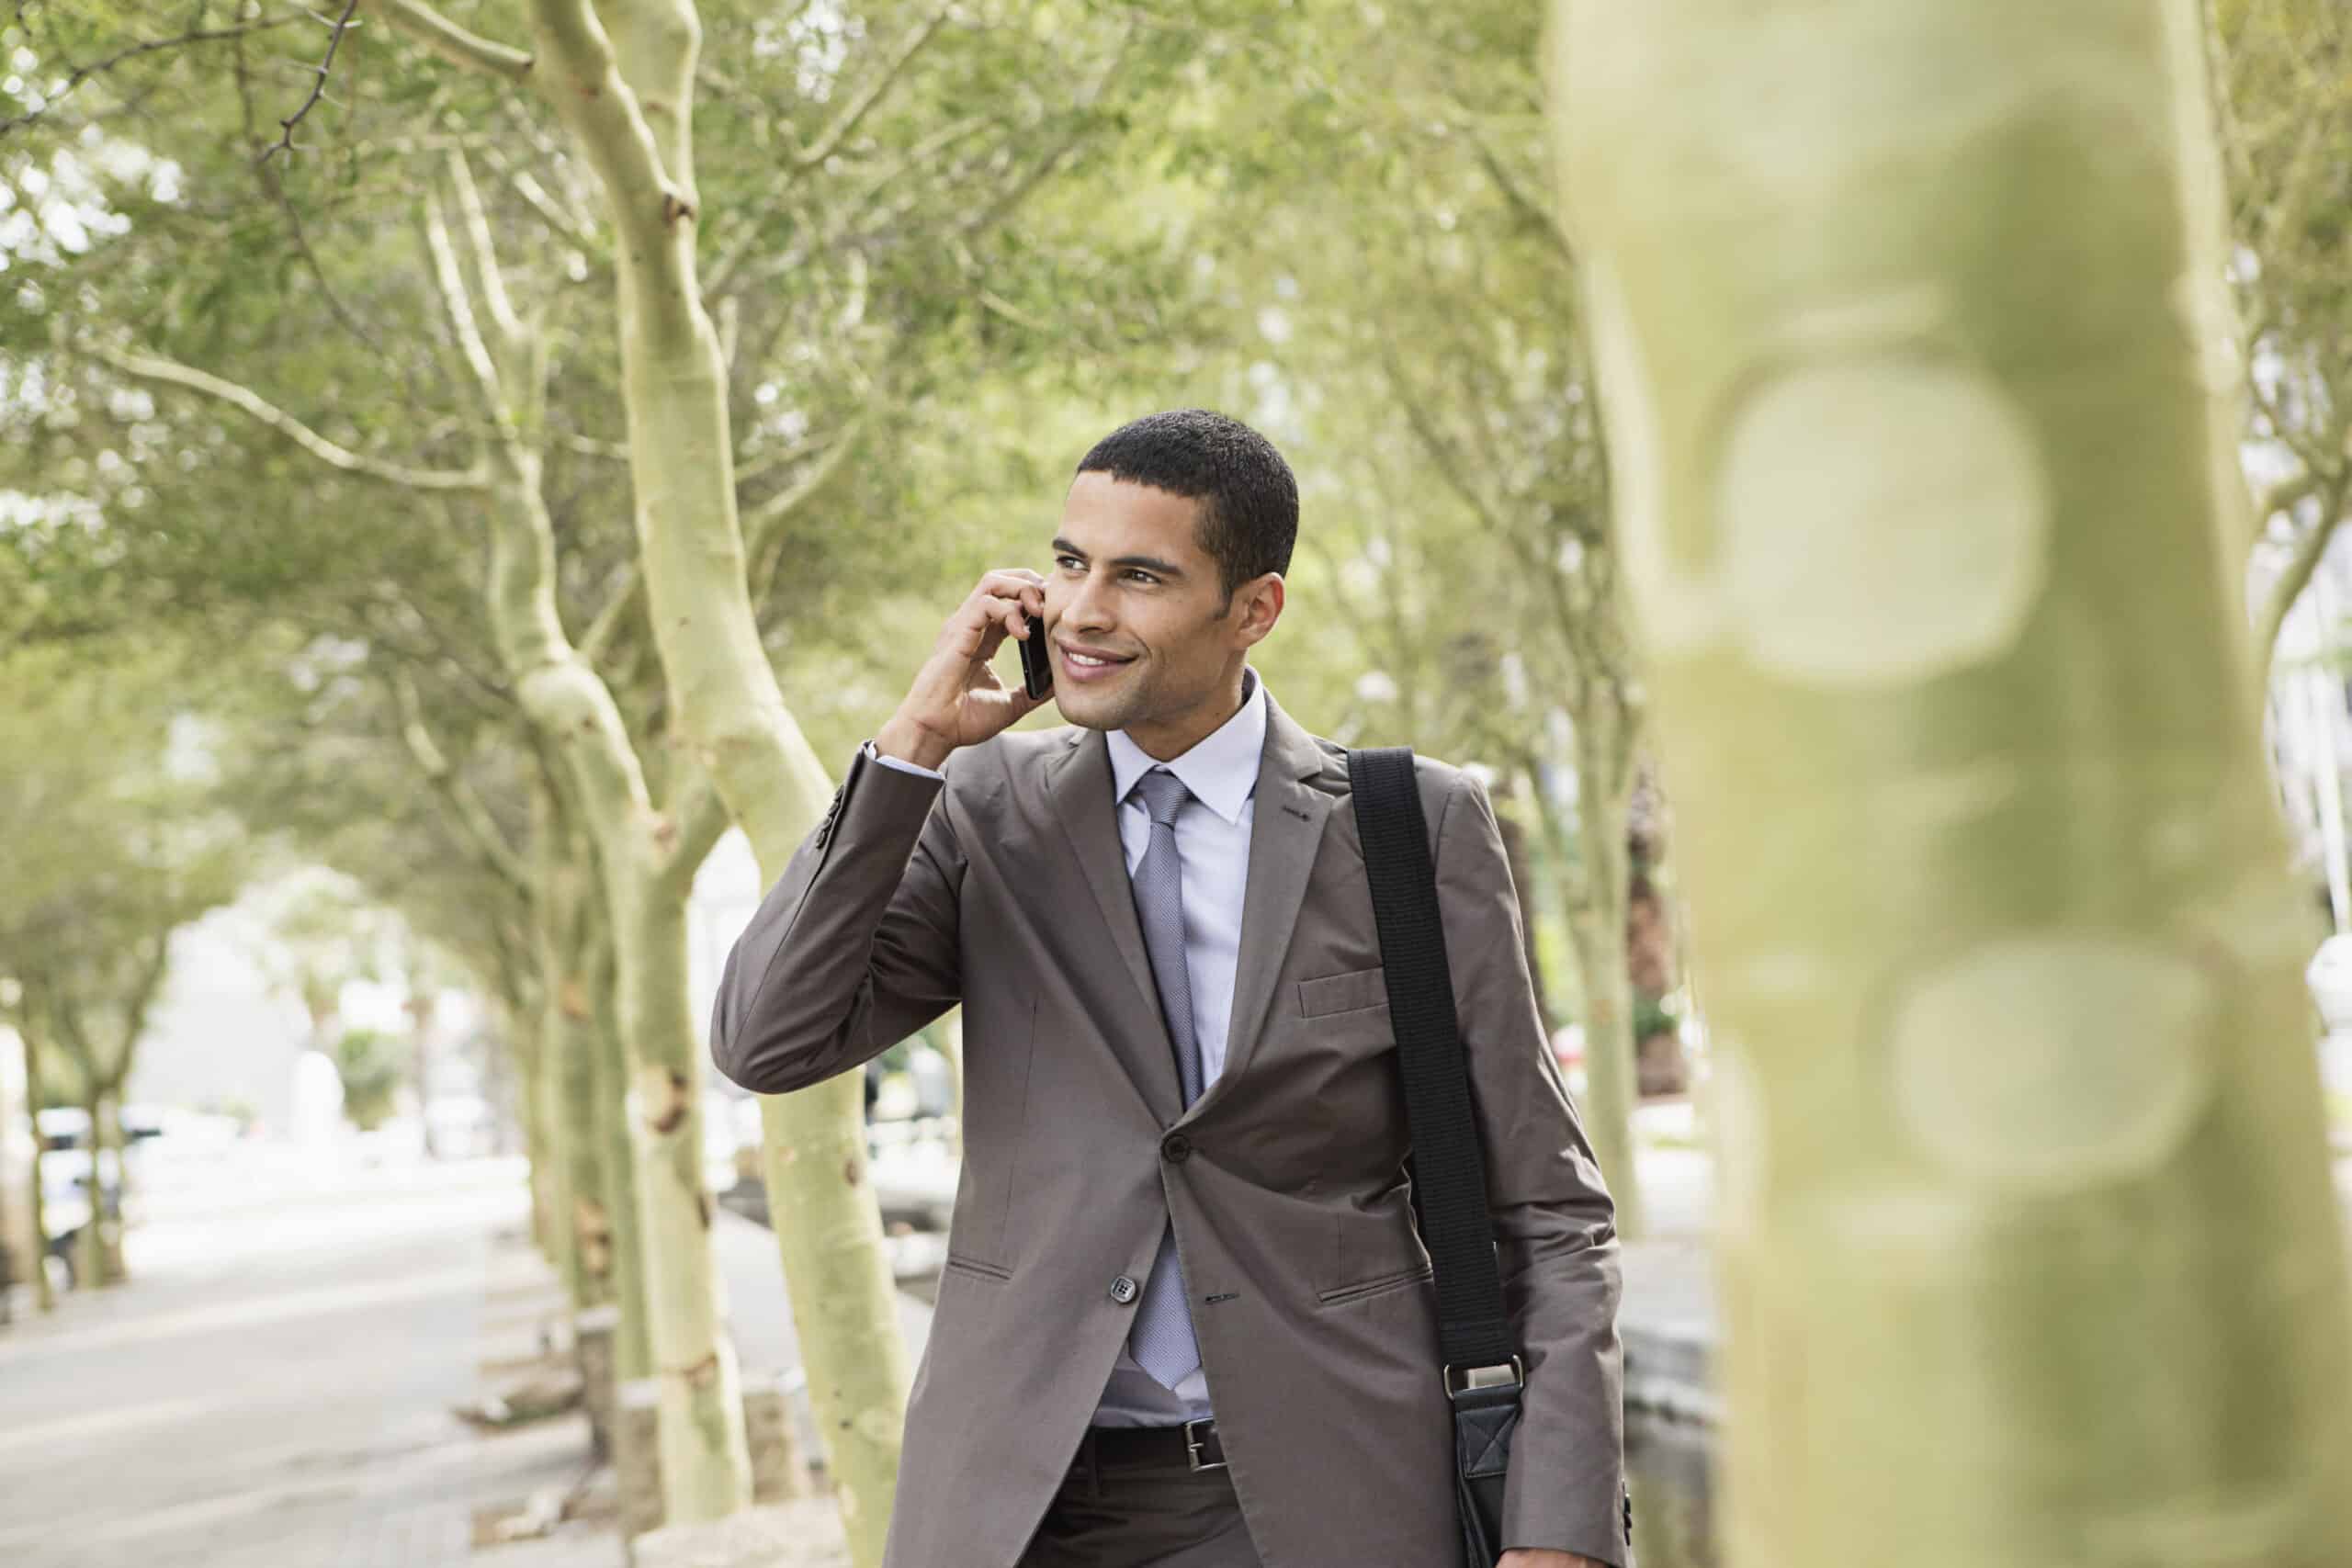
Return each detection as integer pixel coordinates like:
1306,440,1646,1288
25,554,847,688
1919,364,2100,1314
969,592,1030,639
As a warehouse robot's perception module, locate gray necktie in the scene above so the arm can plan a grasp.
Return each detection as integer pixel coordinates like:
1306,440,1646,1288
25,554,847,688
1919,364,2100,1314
1126,766,1204,1390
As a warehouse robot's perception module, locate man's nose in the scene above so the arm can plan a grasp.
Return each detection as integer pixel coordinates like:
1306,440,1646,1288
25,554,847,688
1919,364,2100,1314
1062,571,1114,629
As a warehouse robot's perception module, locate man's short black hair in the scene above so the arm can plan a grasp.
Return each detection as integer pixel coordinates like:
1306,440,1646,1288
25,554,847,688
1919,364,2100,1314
1075,409,1297,614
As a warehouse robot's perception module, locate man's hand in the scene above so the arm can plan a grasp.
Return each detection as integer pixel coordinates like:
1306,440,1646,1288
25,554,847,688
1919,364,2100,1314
877,568,1052,770
1498,1552,1606,1568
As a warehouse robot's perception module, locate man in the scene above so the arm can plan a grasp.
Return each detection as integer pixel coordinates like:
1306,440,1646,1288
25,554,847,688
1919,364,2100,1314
711,410,1626,1568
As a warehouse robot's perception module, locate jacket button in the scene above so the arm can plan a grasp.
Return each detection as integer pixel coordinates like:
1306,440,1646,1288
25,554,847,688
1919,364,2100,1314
1110,1275,1139,1304
1161,1133,1191,1164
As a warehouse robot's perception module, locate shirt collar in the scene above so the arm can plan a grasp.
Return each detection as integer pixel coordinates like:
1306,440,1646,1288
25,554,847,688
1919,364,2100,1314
1107,664,1267,827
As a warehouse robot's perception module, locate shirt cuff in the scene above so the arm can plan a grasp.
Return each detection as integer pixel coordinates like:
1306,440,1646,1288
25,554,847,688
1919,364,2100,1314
864,737,946,780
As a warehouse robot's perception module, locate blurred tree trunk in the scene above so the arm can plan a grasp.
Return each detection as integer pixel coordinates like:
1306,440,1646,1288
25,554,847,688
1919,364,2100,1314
590,935,654,1382
1522,741,1647,1238
1624,759,1687,1096
18,1029,55,1313
529,776,605,1310
1492,779,1556,1033
92,1092,126,1286
1554,2,2352,1562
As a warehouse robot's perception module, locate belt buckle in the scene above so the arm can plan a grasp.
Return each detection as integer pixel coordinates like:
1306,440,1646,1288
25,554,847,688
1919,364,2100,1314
1183,1416,1226,1472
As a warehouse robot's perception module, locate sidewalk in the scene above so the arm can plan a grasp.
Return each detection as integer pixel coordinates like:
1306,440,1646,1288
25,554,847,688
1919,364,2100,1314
0,1153,618,1568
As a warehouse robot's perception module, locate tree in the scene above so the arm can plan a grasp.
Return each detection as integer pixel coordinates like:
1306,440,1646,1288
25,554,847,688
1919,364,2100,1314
1553,1,2352,1562
2213,0,2352,682
0,640,247,1287
1166,0,1655,1226
332,1026,404,1131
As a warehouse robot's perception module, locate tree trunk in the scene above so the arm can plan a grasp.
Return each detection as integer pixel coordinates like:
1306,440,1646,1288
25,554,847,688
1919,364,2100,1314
1553,3,2352,1562
19,1029,54,1313
558,967,612,1311
611,871,754,1522
1560,750,1647,1241
535,784,610,1310
520,6,912,1555
1624,758,1688,1095
1493,779,1557,1033
77,1090,113,1289
530,1018,575,1286
592,936,655,1382
96,1090,128,1285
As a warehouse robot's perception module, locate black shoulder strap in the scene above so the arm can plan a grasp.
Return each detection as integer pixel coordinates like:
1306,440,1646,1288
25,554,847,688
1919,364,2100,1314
1346,745,1517,1373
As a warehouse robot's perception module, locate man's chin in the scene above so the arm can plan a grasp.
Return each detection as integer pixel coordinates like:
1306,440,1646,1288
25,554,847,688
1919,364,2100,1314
1053,688,1129,732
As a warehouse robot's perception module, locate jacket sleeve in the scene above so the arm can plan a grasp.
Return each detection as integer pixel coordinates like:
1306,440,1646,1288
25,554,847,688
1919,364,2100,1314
709,739,965,1095
1435,768,1629,1566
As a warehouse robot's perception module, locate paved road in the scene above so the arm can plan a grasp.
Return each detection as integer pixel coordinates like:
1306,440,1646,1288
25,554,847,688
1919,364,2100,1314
0,1149,570,1568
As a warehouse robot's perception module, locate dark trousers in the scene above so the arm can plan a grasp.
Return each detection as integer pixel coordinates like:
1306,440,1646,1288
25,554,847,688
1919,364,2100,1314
1014,1427,1265,1568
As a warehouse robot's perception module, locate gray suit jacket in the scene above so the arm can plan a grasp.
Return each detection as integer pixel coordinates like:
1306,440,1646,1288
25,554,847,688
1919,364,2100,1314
710,686,1626,1568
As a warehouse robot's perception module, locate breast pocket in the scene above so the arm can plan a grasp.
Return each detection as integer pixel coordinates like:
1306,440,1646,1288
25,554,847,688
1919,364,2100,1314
1295,964,1390,1020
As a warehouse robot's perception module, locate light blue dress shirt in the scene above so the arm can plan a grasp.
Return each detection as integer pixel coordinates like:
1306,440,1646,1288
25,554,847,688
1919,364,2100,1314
865,666,1269,1427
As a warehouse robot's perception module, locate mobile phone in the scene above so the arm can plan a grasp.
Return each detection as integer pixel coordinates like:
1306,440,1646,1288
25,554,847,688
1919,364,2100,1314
1018,610,1053,699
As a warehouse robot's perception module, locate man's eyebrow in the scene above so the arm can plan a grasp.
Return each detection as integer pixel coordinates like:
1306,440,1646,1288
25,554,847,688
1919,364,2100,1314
1049,537,1187,578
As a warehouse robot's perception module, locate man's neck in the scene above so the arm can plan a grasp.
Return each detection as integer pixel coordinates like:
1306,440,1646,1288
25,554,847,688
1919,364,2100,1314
1122,670,1250,761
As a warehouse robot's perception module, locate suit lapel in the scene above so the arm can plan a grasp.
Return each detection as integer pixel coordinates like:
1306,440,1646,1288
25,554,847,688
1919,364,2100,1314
1047,725,1183,1122
1176,692,1332,1128
1045,687,1337,1131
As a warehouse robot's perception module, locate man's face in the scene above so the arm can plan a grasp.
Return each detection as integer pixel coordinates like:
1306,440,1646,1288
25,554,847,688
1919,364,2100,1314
1044,470,1269,736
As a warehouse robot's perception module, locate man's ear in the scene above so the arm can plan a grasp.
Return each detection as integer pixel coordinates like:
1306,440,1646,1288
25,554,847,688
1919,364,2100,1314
1239,573,1284,646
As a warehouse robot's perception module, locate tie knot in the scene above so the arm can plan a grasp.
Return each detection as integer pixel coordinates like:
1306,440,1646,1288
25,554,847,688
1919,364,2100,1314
1131,767,1192,828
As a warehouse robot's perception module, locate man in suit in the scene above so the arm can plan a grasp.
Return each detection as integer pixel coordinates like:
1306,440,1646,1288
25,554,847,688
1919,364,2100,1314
711,410,1626,1568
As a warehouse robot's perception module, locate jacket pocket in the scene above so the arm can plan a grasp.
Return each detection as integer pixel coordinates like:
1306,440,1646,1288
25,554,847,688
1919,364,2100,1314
1296,964,1390,1019
1316,1260,1433,1306
942,1252,1012,1283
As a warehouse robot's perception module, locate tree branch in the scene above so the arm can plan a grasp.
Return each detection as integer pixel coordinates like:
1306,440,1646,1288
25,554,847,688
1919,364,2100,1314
110,933,175,1085
89,344,488,491
446,148,527,351
0,13,305,138
262,1,365,163
578,564,640,668
364,0,535,83
2256,474,2352,689
420,185,510,425
390,670,536,898
655,762,733,896
743,418,867,568
795,0,956,169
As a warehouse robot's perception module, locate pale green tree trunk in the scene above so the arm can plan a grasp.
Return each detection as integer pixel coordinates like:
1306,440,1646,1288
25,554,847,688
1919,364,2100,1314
73,1088,125,1289
413,174,749,1518
592,936,655,1382
1526,725,1648,1236
19,1029,55,1313
530,1038,572,1281
85,64,739,1506
556,939,613,1312
1553,3,2352,1563
1567,718,1646,1239
518,6,912,1555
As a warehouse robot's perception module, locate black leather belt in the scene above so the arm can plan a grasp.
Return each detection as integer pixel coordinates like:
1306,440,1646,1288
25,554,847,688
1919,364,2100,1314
1080,1417,1227,1472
